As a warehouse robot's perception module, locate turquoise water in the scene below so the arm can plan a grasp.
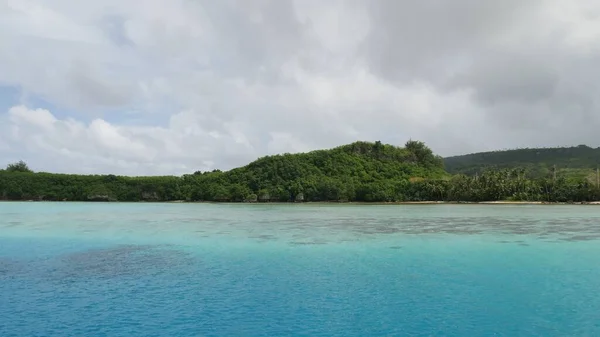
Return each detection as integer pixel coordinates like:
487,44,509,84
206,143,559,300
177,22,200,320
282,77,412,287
1,203,600,336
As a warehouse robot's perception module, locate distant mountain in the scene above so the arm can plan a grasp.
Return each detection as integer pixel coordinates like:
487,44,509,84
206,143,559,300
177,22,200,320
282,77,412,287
444,145,600,178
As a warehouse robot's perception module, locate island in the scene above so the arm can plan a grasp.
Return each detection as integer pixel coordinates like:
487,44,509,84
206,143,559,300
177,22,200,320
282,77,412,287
2,140,600,203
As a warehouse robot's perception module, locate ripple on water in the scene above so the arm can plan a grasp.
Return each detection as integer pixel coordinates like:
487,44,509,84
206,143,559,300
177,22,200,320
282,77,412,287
249,234,277,241
289,241,328,246
48,244,196,280
561,234,600,242
0,257,25,277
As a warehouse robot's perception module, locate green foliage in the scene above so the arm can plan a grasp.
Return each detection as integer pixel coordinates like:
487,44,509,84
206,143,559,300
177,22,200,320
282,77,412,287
3,141,600,203
434,167,600,203
0,171,183,201
444,145,600,179
405,140,444,168
199,140,447,202
6,160,32,173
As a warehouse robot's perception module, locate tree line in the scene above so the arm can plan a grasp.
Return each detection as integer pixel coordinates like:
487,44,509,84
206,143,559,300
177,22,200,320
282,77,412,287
2,142,600,203
444,144,600,179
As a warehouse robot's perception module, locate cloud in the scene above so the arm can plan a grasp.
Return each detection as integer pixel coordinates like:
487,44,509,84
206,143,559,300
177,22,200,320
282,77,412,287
2,0,600,174
363,0,600,131
1,105,257,175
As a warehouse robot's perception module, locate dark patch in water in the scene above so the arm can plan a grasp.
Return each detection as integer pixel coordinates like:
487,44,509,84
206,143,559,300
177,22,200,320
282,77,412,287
562,235,600,242
51,244,195,280
4,221,23,227
289,241,327,246
305,214,600,241
251,234,276,241
443,229,483,235
389,246,403,250
356,226,402,235
0,257,25,277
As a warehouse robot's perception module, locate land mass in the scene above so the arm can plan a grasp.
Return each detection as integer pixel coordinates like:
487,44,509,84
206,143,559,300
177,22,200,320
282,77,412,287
445,144,600,180
2,140,600,203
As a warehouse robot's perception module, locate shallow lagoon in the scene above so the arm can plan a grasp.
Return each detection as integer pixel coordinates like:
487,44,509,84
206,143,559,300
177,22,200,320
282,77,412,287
1,203,600,336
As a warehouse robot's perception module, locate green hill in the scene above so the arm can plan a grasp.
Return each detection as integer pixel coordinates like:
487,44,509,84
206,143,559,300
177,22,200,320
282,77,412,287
186,140,446,202
0,140,447,202
444,145,600,179
5,141,600,203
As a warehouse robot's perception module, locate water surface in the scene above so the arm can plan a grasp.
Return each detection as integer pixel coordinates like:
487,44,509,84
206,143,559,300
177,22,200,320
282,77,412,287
1,203,600,336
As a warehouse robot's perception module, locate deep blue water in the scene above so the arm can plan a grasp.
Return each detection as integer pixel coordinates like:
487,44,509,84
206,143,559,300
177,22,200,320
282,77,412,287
1,203,600,336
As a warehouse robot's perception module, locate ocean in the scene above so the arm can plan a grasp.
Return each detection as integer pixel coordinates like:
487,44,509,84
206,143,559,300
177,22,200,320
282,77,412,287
1,202,600,336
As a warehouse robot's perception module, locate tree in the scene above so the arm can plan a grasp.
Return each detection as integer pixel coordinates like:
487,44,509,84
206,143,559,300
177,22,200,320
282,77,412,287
405,140,441,167
6,161,32,173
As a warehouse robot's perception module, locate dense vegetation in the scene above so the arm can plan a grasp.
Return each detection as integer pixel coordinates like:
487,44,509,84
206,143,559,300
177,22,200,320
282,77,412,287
2,141,600,203
444,145,600,179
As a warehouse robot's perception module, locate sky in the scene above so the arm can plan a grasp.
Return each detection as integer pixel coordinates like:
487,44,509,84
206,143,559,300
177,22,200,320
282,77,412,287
2,0,600,175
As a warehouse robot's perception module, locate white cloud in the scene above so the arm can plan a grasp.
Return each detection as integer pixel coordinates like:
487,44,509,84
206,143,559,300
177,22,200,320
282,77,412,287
1,0,105,43
1,0,600,174
8,106,57,130
1,105,255,175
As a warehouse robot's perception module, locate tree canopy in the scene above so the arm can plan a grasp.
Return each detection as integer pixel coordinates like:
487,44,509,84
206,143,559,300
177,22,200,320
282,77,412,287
2,141,600,203
6,161,32,173
444,145,600,179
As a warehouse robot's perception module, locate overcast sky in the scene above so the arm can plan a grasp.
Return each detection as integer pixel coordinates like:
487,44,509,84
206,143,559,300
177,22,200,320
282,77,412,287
1,0,600,175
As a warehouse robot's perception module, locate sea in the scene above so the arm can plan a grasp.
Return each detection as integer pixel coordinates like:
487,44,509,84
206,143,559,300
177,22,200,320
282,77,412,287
1,202,600,336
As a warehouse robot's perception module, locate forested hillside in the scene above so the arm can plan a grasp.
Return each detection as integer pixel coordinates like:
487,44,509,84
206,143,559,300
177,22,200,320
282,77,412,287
3,140,600,203
444,145,600,178
0,141,448,202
